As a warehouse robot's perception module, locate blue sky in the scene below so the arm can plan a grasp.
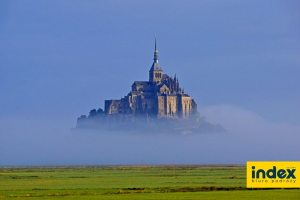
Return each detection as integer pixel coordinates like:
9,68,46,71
0,1,299,165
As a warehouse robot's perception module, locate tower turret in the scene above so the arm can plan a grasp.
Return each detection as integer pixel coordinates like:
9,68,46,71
149,37,163,83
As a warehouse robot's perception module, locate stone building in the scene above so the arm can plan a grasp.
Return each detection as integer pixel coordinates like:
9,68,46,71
105,39,197,118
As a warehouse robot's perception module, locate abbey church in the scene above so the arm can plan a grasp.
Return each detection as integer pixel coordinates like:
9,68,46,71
104,39,197,118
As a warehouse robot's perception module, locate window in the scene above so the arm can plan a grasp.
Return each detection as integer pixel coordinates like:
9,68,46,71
155,73,161,79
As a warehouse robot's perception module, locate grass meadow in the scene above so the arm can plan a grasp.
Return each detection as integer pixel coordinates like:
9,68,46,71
0,166,299,199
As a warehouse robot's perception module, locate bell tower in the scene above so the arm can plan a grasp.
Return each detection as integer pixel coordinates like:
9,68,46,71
149,37,163,83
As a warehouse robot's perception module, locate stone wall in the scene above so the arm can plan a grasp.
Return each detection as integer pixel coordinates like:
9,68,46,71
166,95,177,117
177,96,192,118
105,100,121,114
157,95,165,117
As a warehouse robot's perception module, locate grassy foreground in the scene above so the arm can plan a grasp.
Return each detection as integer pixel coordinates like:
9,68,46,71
0,166,299,199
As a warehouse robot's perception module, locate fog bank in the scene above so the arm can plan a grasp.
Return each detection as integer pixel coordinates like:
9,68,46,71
0,105,299,166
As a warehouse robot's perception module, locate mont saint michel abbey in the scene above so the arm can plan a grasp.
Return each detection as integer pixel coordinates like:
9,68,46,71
104,40,197,119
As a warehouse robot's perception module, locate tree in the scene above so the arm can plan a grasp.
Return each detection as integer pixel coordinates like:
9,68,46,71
97,108,104,114
88,109,97,118
78,115,87,120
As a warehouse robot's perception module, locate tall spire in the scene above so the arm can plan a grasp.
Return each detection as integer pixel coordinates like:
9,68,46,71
154,35,158,63
155,35,157,51
149,35,162,74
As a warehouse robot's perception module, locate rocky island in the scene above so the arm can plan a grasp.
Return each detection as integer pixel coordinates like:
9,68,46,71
75,39,224,134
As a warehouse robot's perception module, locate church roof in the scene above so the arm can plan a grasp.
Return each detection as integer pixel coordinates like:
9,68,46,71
162,74,169,79
149,62,162,72
157,93,184,97
167,94,178,97
180,94,190,97
133,81,151,86
130,91,140,95
158,84,168,89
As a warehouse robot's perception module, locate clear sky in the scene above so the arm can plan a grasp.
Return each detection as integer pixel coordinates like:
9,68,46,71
0,0,299,165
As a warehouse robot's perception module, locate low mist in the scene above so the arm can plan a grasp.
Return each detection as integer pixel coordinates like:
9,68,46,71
1,105,299,166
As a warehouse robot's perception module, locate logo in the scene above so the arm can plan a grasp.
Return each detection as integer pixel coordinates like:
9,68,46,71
247,161,300,188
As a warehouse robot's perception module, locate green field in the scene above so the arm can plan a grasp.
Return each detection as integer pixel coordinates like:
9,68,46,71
0,166,299,199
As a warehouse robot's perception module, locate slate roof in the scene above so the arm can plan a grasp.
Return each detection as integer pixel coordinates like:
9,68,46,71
149,62,162,72
133,81,151,86
157,93,181,97
130,91,140,95
162,74,169,79
180,94,190,97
